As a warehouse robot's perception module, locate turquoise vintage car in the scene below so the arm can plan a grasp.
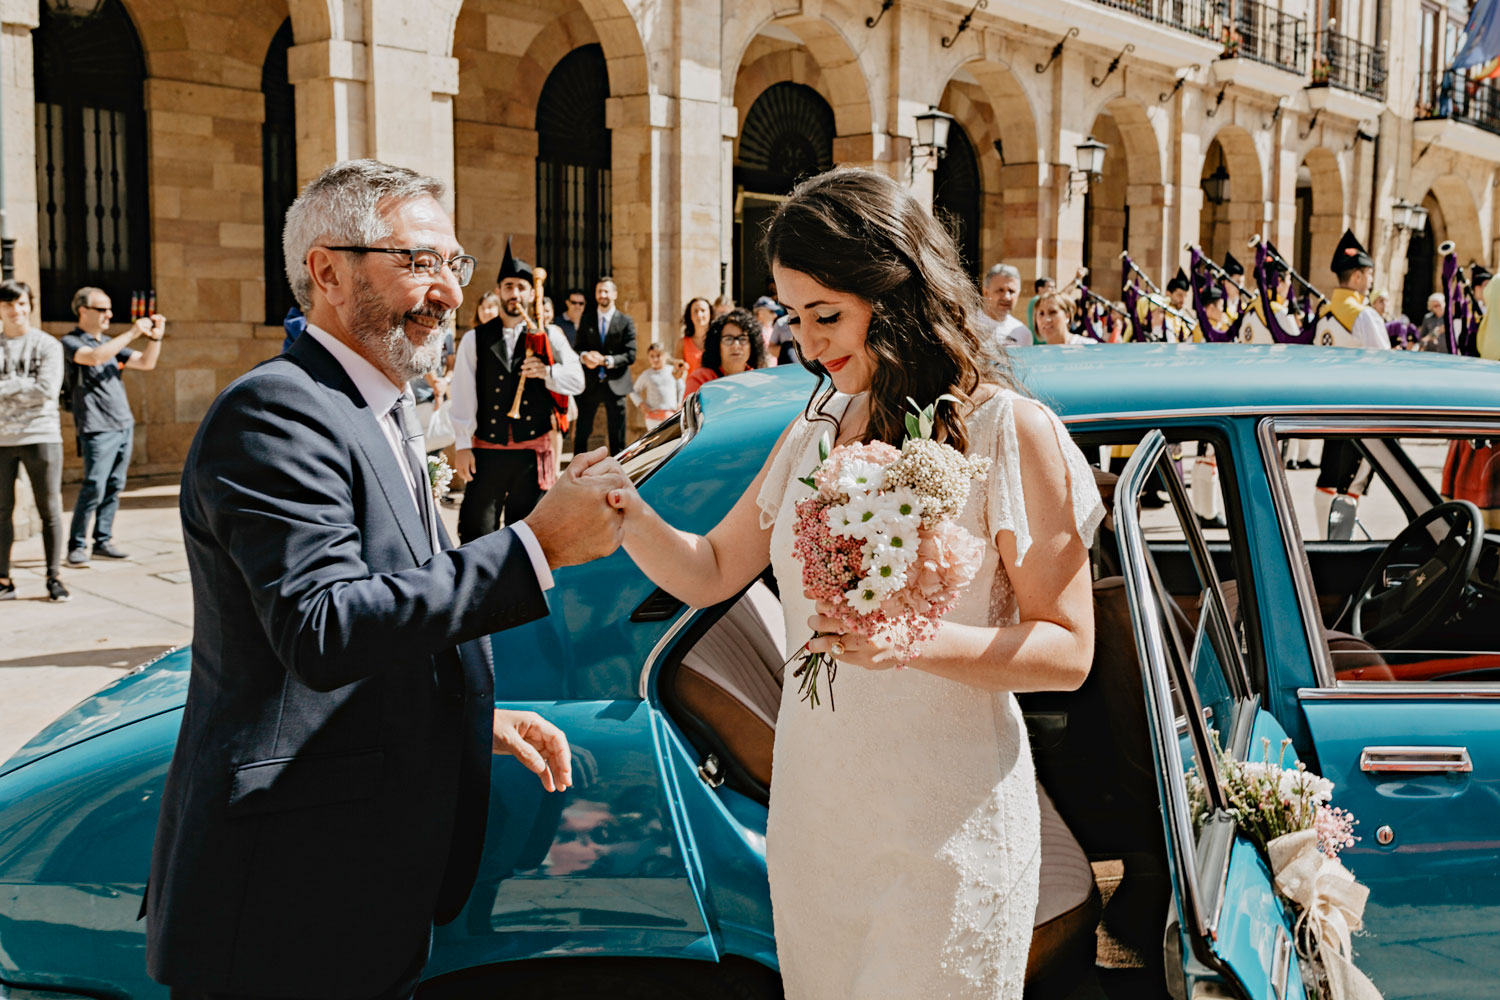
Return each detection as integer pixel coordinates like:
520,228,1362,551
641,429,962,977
3,345,1499,1000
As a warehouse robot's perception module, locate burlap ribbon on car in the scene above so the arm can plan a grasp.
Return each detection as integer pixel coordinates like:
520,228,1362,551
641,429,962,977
1267,830,1383,1000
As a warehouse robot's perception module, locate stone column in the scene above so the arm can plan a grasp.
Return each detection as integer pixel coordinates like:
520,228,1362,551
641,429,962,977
287,40,370,186
605,93,668,346
1,0,40,292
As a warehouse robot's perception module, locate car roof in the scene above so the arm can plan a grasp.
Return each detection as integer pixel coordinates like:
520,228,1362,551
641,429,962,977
702,345,1500,424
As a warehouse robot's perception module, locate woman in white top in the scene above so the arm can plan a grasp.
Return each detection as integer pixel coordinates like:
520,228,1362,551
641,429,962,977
591,168,1101,998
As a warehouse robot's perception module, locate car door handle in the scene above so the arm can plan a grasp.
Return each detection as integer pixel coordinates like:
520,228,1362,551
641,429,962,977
1359,746,1473,774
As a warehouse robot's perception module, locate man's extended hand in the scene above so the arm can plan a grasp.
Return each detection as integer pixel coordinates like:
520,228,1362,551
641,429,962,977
492,709,572,792
520,356,549,379
521,447,630,568
580,350,604,369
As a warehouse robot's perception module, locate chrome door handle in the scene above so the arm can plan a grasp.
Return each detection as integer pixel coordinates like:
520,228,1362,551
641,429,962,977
1359,746,1473,774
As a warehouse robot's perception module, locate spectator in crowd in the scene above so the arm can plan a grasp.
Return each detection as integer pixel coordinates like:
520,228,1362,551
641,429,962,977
1033,290,1094,346
574,276,637,455
977,263,1029,352
769,313,798,365
1418,292,1448,351
630,342,686,431
1369,289,1392,321
681,296,712,371
1026,275,1055,335
712,294,735,317
0,280,67,602
471,290,501,333
685,307,766,396
60,286,165,566
559,288,586,348
751,295,784,358
279,304,306,353
451,240,583,541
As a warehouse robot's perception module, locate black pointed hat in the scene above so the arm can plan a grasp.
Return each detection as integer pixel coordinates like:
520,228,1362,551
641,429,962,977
1331,229,1373,274
1472,263,1494,284
1166,268,1191,293
1222,251,1244,277
496,237,534,286
1199,281,1226,304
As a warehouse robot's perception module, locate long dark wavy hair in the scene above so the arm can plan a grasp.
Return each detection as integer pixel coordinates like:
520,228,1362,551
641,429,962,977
763,168,1015,453
681,296,712,342
700,308,767,372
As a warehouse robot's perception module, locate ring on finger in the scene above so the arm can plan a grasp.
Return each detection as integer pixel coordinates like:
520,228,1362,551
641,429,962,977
830,639,845,657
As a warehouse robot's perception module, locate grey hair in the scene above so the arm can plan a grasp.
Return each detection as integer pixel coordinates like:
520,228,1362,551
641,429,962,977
282,159,447,311
71,286,105,316
983,263,1020,287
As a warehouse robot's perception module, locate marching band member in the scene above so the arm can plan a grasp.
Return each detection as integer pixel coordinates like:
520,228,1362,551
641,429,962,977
1221,252,1246,322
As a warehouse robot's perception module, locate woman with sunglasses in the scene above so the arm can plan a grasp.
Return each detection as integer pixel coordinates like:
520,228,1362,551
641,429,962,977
684,307,767,397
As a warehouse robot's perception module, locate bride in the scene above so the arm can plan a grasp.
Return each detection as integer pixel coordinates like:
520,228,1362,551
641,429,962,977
597,168,1103,998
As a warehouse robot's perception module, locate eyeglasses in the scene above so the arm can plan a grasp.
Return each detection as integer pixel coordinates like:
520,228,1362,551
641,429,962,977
567,298,586,307
325,246,476,287
80,304,112,312
721,334,752,346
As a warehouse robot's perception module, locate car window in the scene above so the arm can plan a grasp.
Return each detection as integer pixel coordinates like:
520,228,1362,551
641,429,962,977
1270,424,1500,683
616,411,685,485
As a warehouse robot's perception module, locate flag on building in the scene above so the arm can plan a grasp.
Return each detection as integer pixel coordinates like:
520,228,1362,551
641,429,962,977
1454,0,1500,71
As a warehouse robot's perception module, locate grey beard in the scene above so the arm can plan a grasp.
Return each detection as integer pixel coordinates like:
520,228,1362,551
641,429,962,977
350,275,452,382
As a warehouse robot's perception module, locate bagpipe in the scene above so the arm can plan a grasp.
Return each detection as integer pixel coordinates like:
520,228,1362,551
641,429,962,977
1119,252,1196,342
1186,244,1247,343
1439,241,1484,357
1075,278,1128,343
1247,234,1324,344
506,265,571,432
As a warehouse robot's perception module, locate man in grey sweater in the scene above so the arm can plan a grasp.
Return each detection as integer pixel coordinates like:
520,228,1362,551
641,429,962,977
0,279,68,601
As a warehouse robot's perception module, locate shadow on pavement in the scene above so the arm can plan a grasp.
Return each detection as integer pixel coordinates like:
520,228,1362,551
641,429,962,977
0,645,176,669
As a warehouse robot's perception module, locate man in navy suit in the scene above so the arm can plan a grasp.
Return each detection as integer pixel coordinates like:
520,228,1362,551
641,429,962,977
573,276,636,454
146,160,629,1000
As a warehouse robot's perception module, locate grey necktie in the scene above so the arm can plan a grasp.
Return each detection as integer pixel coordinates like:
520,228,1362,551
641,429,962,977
390,396,435,552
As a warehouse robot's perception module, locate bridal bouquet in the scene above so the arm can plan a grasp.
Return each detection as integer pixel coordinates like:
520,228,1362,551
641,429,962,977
427,453,455,504
1189,737,1380,1000
788,397,990,709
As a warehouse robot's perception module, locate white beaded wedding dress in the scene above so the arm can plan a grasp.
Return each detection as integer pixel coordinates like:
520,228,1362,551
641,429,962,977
756,388,1104,999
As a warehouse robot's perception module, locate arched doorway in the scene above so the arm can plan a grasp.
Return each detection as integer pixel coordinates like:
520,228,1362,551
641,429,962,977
1198,128,1262,269
933,122,981,277
535,44,612,299
32,0,149,320
1292,148,1344,289
1082,97,1164,290
733,81,834,303
262,18,297,324
1403,192,1441,324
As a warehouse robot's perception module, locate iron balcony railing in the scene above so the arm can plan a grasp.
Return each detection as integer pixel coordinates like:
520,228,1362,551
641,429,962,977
1417,69,1500,135
1222,0,1307,73
1091,0,1221,38
1310,28,1386,100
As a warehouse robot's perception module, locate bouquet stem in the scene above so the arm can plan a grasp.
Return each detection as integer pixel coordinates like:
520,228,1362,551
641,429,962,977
786,634,837,710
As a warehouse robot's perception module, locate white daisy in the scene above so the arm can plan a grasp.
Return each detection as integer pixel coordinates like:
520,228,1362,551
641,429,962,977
861,557,908,596
836,459,887,496
831,491,883,540
845,585,882,614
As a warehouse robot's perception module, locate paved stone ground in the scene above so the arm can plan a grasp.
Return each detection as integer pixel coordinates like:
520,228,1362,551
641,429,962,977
0,441,1435,765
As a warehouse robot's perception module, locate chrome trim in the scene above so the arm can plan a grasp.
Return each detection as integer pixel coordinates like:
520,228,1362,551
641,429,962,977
1271,925,1292,1000
1300,684,1500,700
1062,405,1500,427
1359,746,1473,773
1115,430,1211,941
637,608,699,700
1198,812,1236,942
1255,417,1339,689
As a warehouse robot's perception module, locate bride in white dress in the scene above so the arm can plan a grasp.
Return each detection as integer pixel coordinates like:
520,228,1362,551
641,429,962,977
597,168,1103,998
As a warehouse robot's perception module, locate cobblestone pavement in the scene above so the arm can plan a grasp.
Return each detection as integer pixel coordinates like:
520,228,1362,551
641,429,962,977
0,443,1434,765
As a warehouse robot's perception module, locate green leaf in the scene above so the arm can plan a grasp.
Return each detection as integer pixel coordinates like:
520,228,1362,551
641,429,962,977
935,393,959,405
905,414,921,440
817,432,830,463
798,476,816,489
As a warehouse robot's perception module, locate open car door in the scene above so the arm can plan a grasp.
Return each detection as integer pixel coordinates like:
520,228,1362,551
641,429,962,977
1117,430,1307,1000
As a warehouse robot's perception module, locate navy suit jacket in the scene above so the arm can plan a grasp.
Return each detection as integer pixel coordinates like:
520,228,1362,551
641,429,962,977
575,308,637,397
146,334,549,997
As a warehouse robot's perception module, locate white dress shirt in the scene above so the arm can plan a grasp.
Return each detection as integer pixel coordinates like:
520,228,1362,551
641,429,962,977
449,321,583,451
304,323,553,589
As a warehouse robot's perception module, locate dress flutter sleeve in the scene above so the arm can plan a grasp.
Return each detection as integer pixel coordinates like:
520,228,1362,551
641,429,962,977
755,415,813,530
982,393,1106,565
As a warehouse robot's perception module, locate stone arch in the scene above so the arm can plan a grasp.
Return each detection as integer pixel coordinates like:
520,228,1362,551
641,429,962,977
724,5,876,145
452,0,652,313
733,44,826,158
1429,174,1485,264
936,58,1042,282
1296,147,1344,289
1198,124,1263,266
121,0,289,89
1084,96,1166,286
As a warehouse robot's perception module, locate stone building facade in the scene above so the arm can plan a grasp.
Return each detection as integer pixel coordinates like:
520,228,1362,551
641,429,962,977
0,0,1495,476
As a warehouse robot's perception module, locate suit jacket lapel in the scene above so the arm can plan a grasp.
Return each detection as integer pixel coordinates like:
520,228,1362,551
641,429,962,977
285,335,432,564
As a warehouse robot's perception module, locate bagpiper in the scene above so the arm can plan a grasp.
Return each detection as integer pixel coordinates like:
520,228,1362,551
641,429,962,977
449,239,584,542
1221,252,1245,322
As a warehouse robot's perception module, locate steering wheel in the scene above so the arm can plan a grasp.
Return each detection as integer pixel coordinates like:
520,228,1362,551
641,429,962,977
1348,500,1485,648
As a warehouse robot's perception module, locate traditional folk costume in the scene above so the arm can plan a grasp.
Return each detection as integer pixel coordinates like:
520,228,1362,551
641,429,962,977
450,240,584,542
1222,252,1245,324
1165,268,1197,343
1442,262,1500,527
1312,231,1389,535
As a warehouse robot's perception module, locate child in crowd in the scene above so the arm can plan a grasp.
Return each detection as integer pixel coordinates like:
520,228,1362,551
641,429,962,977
629,342,686,430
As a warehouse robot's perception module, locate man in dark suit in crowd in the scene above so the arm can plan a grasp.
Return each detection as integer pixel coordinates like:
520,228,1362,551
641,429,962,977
573,276,636,454
145,159,629,1000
